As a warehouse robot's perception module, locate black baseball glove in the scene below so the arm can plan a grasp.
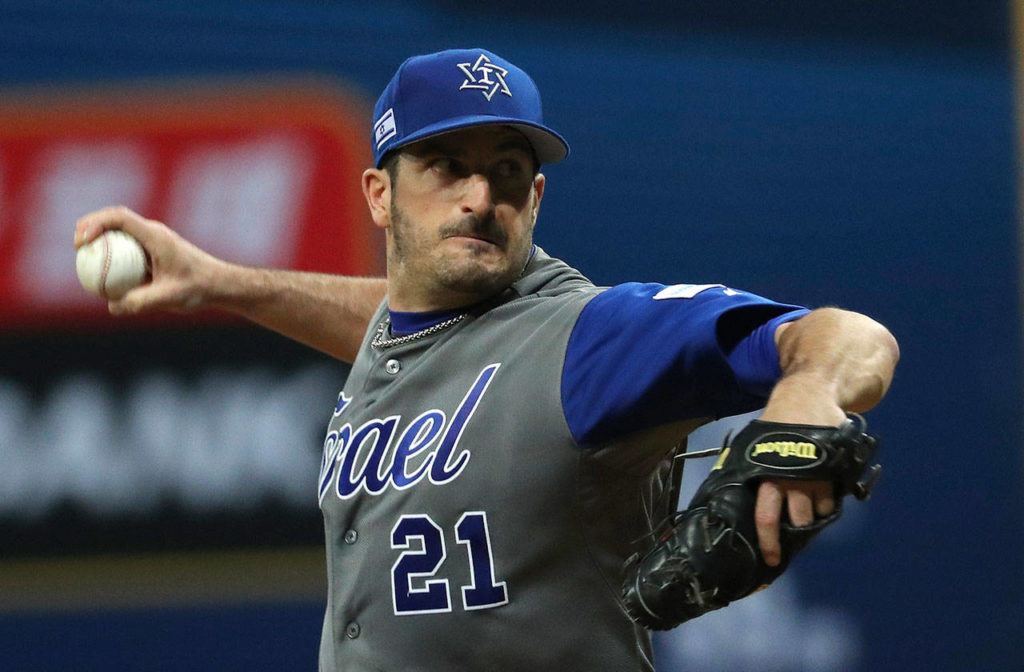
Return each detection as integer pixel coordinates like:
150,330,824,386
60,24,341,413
622,414,880,630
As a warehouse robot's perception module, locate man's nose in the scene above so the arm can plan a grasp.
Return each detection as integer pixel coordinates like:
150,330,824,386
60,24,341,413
460,173,494,216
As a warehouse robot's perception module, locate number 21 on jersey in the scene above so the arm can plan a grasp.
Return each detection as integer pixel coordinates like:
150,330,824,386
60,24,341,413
391,511,508,615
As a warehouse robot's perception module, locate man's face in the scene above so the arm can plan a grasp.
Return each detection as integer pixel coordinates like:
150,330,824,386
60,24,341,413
373,125,545,308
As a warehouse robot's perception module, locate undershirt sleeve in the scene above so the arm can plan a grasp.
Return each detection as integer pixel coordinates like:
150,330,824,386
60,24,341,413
560,282,809,445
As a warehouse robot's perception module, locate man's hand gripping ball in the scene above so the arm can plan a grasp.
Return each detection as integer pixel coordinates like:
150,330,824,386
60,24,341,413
622,415,880,630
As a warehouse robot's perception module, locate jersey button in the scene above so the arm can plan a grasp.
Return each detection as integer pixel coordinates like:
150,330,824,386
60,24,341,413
345,622,360,639
385,359,401,375
343,529,358,544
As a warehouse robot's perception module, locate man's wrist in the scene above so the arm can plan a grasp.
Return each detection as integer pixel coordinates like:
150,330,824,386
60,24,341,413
759,371,845,426
202,259,254,313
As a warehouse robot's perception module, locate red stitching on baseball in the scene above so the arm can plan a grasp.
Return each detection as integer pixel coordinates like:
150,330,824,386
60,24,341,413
100,233,111,300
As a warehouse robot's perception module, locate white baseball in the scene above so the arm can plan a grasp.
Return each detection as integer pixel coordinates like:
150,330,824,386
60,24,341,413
76,230,150,300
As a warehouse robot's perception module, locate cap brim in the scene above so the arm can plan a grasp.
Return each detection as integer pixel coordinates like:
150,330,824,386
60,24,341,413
379,115,569,167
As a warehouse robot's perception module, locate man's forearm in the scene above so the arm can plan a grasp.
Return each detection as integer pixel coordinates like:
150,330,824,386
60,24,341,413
762,307,900,425
210,263,387,363
74,207,389,363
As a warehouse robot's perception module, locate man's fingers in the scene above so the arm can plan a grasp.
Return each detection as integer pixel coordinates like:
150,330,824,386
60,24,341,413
108,282,171,316
755,481,783,567
75,206,127,246
784,481,834,527
814,485,835,518
75,206,159,248
786,488,815,528
758,480,835,566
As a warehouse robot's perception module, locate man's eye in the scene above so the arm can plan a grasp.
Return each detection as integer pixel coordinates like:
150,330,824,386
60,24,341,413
432,158,460,174
494,160,523,179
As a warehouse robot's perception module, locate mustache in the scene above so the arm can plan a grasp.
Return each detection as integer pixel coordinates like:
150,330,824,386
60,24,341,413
440,213,508,248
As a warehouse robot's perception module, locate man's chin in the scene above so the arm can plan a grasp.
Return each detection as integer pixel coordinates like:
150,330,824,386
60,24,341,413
437,260,518,298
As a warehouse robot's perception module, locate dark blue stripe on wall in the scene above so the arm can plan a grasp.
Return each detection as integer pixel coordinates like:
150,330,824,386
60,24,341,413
1,602,325,672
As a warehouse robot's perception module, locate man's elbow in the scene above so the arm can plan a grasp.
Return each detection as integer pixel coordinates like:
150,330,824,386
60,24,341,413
780,307,900,412
838,309,900,411
876,320,900,374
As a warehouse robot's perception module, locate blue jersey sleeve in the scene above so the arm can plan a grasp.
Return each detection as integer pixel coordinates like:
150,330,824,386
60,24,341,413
561,283,808,445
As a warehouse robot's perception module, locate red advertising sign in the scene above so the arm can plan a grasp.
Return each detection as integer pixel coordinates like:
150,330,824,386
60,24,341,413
0,78,383,329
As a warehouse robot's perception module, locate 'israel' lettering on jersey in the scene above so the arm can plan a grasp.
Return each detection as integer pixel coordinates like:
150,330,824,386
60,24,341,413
318,363,500,504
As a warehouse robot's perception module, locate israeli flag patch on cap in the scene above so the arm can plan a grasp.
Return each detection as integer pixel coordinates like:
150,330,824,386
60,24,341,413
374,108,397,149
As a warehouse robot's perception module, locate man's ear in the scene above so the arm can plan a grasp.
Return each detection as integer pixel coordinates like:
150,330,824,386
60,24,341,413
362,168,392,230
532,173,546,224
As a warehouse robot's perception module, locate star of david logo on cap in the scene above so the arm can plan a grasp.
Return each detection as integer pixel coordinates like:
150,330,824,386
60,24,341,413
457,54,512,101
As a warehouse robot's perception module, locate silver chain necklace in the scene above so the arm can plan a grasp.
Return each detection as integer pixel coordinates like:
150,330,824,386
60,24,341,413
371,313,468,350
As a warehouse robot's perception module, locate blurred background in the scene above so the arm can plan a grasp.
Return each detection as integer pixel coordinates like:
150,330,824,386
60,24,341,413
0,1,1021,670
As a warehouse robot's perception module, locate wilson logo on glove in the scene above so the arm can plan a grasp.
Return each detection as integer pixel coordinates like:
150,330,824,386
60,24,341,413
748,437,823,468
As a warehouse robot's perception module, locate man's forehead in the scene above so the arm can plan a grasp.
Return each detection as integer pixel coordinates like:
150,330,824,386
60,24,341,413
404,126,533,157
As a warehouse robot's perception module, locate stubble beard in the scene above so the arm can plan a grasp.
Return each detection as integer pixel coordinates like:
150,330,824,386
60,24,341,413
389,202,530,302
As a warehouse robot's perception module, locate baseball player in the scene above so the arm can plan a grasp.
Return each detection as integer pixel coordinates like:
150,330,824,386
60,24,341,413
74,49,898,671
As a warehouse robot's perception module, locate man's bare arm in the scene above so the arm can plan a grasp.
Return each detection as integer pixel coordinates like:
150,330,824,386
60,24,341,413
754,307,899,565
74,206,387,363
206,266,386,363
765,307,899,425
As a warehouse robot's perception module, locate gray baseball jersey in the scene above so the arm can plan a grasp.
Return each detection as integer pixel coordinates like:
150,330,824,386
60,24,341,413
317,248,806,671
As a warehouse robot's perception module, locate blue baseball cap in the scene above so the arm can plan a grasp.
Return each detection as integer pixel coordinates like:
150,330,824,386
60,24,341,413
371,48,569,168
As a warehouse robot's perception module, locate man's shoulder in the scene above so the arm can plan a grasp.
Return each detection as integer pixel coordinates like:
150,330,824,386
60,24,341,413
510,247,597,299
